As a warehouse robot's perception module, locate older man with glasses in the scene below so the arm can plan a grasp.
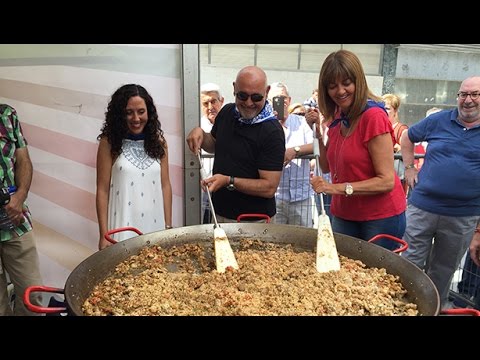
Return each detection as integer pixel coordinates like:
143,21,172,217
400,76,480,309
187,66,285,223
199,83,224,224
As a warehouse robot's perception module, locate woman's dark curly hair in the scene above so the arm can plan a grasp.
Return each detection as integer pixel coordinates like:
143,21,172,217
98,84,166,160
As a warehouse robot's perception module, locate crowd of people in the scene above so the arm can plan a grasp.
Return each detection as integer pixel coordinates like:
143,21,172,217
190,53,480,310
1,49,479,315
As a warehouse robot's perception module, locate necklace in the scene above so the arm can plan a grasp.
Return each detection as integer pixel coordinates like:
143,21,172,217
333,124,353,182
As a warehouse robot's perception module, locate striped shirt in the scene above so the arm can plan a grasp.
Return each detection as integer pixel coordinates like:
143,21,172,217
0,104,33,241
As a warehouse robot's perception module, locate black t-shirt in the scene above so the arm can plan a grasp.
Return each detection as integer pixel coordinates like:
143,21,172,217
210,103,285,219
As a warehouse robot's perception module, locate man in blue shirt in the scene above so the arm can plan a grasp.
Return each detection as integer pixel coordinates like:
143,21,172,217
400,76,480,308
269,82,314,227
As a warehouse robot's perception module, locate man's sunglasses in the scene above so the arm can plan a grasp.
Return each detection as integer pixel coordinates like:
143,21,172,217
235,91,264,102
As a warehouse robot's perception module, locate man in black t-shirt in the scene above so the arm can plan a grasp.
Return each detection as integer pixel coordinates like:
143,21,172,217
187,66,285,222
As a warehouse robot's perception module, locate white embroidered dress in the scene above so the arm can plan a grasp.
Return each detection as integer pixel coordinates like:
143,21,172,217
108,139,164,241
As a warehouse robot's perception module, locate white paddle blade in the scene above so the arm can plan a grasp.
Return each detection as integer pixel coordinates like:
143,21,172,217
316,214,341,273
214,227,239,273
313,136,320,157
200,167,208,180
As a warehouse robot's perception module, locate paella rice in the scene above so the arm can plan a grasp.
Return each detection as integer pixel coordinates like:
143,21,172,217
82,239,418,316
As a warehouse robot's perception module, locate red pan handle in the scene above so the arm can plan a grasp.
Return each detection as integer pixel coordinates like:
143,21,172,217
104,227,143,244
24,286,66,314
237,214,271,223
368,234,408,254
441,308,480,316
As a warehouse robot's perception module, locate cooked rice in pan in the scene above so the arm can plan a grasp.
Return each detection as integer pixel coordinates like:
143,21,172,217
82,239,418,316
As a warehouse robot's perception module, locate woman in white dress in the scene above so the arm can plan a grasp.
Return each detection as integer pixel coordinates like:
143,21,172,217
96,84,172,250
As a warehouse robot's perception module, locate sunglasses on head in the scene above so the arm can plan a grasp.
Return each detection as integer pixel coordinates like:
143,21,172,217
235,91,264,102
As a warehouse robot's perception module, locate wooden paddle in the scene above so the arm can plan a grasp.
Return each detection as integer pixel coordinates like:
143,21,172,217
313,123,340,273
197,153,239,273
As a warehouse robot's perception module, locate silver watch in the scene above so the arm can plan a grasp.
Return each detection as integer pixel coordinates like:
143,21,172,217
345,183,353,196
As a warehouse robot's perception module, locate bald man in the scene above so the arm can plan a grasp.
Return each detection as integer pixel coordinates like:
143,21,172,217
187,66,285,222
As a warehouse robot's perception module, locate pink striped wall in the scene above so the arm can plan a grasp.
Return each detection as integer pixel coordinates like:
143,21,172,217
0,44,184,290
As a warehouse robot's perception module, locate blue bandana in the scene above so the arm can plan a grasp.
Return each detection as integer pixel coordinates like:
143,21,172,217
329,99,387,128
234,102,277,125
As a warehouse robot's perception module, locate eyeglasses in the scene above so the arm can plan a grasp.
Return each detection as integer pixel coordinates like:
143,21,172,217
457,92,480,100
235,91,264,102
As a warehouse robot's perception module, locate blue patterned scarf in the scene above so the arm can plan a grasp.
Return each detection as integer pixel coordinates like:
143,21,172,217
329,99,387,128
234,102,277,125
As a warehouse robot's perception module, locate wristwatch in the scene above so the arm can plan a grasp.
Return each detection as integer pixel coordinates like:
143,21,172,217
294,146,301,157
227,176,236,191
345,183,353,196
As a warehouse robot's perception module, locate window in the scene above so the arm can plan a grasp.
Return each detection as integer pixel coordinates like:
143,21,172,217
395,78,459,125
200,44,382,74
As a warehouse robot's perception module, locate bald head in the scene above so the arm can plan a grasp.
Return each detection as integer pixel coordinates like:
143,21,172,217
460,76,480,89
235,66,268,88
233,66,270,120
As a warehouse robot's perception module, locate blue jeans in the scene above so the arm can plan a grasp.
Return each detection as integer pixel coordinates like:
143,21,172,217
332,212,406,251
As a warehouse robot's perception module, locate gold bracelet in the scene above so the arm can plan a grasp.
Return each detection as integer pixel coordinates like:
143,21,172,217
404,164,416,170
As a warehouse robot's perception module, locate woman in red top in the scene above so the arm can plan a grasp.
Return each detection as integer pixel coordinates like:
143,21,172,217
310,50,406,250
